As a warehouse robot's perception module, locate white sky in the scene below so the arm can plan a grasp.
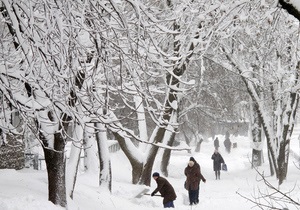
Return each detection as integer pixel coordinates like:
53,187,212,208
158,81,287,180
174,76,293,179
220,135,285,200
0,129,300,210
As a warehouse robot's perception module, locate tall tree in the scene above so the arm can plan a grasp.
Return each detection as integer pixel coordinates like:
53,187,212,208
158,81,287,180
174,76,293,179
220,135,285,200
0,0,108,206
213,2,300,184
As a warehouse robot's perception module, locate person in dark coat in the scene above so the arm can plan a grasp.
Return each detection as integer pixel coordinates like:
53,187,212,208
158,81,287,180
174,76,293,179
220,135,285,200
214,137,220,150
211,150,225,180
151,172,177,208
184,157,206,205
224,131,232,153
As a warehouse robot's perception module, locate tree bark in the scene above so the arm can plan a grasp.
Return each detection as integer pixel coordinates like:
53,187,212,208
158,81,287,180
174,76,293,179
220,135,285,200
160,131,176,177
42,132,67,207
250,102,263,167
139,126,166,186
112,131,143,184
95,122,112,191
66,123,83,199
267,150,275,176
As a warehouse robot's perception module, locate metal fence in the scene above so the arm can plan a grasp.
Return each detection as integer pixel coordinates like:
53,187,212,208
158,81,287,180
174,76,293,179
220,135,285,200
25,141,121,170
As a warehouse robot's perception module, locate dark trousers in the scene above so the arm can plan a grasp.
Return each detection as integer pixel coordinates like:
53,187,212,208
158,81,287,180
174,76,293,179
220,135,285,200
215,170,220,179
188,189,198,205
164,201,175,208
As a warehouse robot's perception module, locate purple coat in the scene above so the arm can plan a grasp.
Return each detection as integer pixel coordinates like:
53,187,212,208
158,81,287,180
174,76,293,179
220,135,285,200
184,162,206,190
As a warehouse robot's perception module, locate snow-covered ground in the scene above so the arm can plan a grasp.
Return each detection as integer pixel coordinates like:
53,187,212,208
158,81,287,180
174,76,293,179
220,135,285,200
0,130,299,210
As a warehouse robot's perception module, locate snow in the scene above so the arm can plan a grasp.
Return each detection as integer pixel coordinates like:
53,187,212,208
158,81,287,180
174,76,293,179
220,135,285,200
1,132,300,210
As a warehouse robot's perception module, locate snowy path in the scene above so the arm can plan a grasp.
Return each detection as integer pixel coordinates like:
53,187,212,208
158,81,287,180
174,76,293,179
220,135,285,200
0,131,299,210
110,131,300,210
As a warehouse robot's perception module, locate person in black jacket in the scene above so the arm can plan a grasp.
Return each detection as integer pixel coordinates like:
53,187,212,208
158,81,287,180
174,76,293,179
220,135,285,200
151,172,177,208
214,137,220,150
211,150,225,180
224,131,232,153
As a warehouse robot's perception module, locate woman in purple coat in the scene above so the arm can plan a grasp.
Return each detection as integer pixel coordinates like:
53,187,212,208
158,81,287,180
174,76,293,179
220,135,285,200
184,157,206,205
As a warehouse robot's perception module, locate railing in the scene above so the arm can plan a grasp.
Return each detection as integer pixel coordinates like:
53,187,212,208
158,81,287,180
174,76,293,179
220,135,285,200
25,141,121,170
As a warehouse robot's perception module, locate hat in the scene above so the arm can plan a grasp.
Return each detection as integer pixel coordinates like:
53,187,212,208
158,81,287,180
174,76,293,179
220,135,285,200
152,172,160,177
190,157,195,162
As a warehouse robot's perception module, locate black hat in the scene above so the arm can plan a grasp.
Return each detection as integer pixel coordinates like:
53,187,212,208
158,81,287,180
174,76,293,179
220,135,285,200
152,172,160,177
190,157,195,162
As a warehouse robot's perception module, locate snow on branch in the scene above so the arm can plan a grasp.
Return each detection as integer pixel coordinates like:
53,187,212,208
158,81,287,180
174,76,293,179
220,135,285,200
106,111,189,151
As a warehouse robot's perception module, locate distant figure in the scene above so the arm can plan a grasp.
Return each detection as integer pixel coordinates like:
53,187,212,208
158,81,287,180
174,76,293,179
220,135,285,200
184,157,206,205
211,150,225,180
151,172,177,208
214,137,220,151
224,131,232,153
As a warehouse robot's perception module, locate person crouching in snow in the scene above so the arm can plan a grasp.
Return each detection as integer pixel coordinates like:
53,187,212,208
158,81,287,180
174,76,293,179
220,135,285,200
184,157,206,205
151,172,177,208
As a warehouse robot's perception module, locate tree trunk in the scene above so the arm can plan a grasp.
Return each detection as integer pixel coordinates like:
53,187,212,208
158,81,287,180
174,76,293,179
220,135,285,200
66,141,81,199
160,131,176,177
182,130,191,154
112,131,143,184
277,141,288,185
161,148,171,177
139,126,166,186
83,125,98,173
267,150,275,176
134,94,148,152
42,133,67,207
195,138,203,153
276,91,298,184
250,101,263,167
95,122,112,191
66,123,83,199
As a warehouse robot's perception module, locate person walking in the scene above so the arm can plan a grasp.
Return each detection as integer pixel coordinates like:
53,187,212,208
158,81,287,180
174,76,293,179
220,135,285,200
214,137,220,150
211,150,225,180
151,172,177,208
184,157,206,205
224,131,232,153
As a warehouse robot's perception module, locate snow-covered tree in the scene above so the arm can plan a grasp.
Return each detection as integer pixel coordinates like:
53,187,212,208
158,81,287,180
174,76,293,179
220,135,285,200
0,0,114,206
212,1,300,184
4,1,300,208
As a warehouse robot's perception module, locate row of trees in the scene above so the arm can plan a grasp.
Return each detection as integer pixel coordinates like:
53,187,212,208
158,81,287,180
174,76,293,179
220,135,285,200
1,0,300,208
216,1,300,185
